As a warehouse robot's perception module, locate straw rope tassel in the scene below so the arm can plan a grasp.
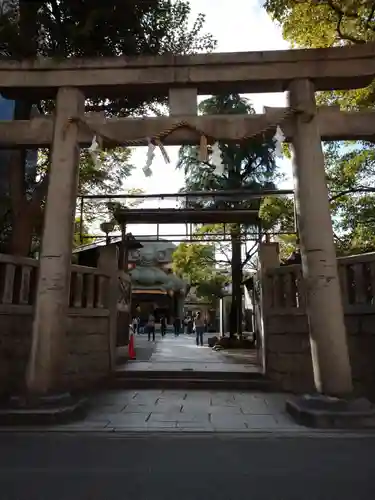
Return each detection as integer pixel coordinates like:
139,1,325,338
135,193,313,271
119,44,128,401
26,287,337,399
155,139,170,163
198,134,208,162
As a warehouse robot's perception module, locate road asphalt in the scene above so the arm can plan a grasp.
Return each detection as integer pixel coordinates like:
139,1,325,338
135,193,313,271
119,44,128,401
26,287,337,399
1,432,375,500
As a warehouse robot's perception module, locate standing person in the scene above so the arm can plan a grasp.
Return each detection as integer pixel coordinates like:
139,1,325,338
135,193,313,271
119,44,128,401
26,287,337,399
160,315,166,337
173,316,181,337
147,313,156,342
194,311,204,347
187,315,193,334
132,316,138,335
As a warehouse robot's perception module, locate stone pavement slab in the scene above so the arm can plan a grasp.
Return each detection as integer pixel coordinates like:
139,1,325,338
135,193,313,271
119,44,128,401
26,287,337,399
36,389,309,433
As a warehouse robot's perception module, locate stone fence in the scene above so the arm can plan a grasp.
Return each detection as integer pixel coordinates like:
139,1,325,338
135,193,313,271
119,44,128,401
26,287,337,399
259,251,375,399
0,252,129,396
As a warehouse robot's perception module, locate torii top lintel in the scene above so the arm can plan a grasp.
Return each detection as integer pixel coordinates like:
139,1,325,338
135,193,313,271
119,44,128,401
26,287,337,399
0,43,374,99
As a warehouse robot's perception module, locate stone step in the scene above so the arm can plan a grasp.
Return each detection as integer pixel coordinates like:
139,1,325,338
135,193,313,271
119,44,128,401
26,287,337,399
111,375,274,391
0,397,88,426
116,369,263,380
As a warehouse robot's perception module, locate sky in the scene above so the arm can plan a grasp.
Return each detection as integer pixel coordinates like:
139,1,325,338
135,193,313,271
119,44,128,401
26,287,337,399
102,0,293,241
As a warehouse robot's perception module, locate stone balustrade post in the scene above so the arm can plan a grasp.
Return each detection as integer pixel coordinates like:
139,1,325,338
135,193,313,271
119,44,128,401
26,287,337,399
98,245,119,371
258,242,280,271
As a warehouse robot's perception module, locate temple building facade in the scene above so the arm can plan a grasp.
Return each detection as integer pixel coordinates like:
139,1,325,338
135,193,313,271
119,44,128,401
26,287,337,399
128,239,187,323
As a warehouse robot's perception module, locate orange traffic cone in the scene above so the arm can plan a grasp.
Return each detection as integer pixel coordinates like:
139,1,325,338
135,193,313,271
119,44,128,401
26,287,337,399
128,333,136,360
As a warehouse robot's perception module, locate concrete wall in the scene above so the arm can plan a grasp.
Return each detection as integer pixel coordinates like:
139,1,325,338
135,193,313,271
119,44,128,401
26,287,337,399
258,253,375,399
0,254,116,395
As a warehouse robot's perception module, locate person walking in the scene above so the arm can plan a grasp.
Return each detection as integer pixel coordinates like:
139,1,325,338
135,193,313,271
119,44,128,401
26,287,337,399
194,311,205,347
160,315,166,337
147,313,156,342
173,316,181,337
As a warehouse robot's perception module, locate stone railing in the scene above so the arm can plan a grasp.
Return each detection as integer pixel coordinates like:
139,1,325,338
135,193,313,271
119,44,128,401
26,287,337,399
263,252,375,314
258,252,375,398
262,264,305,315
0,253,114,395
0,254,38,310
69,264,110,312
338,253,375,313
0,254,110,312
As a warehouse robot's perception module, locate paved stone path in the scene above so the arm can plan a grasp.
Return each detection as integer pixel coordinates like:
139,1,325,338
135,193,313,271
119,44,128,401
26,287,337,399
121,332,260,373
40,389,309,433
46,335,290,433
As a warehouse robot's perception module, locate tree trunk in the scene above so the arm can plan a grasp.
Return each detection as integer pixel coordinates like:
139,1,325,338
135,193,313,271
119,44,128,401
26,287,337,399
8,148,47,256
229,226,242,338
9,204,35,255
4,0,44,256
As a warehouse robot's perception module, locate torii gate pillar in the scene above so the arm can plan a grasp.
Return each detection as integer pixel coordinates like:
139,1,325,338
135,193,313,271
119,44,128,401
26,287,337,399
26,87,84,395
288,79,353,397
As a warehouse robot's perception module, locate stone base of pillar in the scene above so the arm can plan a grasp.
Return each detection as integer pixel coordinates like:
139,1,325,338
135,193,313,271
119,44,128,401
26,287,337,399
286,394,375,429
0,392,88,426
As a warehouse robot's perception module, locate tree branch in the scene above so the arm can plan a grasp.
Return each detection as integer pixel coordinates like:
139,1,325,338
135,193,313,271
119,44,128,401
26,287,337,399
329,186,375,203
294,0,370,43
203,253,231,266
242,241,258,268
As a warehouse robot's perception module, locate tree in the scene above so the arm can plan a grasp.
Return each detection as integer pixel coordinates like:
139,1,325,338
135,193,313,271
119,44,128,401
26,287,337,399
73,218,94,249
258,196,296,260
177,93,278,336
262,0,375,256
263,0,375,108
264,1,375,43
171,241,228,305
0,145,135,254
0,0,216,255
259,142,375,257
193,223,260,272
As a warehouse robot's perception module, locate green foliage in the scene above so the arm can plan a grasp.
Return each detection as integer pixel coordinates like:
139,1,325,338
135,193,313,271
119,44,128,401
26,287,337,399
0,0,216,255
264,0,375,46
258,196,296,259
177,93,279,270
172,242,227,302
195,274,228,300
262,0,375,257
177,93,279,229
260,142,375,257
263,0,375,109
73,218,94,249
259,196,294,232
177,93,279,262
0,0,216,116
326,142,375,255
78,148,136,225
172,242,217,283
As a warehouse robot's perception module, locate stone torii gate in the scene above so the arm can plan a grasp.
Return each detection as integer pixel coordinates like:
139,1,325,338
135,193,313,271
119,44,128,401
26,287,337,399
1,43,375,398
